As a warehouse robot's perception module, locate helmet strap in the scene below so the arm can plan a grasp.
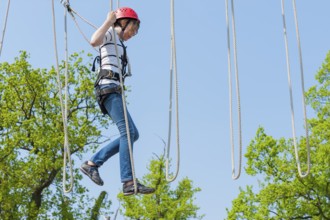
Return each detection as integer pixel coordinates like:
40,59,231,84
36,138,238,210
115,19,132,40
121,20,131,33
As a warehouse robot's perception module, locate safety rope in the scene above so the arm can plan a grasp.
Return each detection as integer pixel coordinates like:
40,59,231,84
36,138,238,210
0,0,11,57
225,0,242,180
51,0,74,193
280,0,310,178
109,0,120,10
166,0,180,183
69,8,98,29
60,0,98,52
111,0,138,194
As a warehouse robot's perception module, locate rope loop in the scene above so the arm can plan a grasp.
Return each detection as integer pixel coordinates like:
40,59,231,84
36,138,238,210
225,0,242,180
51,0,74,193
165,0,180,183
280,0,310,178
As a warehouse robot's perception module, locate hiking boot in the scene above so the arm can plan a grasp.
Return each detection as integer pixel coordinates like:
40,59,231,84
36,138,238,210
123,180,155,196
80,161,104,186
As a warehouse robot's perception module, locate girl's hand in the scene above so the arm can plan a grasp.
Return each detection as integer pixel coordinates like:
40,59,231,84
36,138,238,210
107,11,117,25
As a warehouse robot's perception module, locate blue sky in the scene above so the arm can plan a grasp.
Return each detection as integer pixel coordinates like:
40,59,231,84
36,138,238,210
1,0,330,219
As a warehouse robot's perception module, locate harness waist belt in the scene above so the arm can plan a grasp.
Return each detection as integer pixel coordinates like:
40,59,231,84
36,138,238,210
96,85,122,96
94,69,124,87
99,69,122,81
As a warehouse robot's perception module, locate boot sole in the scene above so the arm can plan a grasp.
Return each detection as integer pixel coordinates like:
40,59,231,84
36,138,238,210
123,189,155,196
123,191,135,196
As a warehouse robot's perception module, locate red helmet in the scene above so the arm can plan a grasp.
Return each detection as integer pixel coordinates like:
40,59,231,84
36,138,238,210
115,7,140,22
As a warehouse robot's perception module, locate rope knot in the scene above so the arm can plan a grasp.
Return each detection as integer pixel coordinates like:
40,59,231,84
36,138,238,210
60,0,72,12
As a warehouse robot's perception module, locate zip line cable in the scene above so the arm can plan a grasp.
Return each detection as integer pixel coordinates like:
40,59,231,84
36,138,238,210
0,0,11,57
225,0,242,180
280,0,310,178
166,0,180,183
111,0,138,194
51,0,74,193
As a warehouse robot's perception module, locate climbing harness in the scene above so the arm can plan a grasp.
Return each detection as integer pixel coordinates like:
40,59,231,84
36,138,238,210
225,0,242,180
280,0,310,178
166,0,180,183
0,0,11,57
94,69,123,115
52,0,73,193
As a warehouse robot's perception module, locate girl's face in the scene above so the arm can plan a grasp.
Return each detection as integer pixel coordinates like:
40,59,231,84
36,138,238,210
120,20,139,41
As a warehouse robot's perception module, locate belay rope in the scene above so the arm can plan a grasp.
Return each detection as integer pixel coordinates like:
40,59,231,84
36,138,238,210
110,0,138,194
280,0,310,178
51,0,74,193
225,0,242,180
166,0,180,183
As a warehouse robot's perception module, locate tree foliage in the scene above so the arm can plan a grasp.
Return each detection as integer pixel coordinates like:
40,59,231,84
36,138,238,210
226,51,330,219
118,153,204,220
0,51,112,219
91,191,109,220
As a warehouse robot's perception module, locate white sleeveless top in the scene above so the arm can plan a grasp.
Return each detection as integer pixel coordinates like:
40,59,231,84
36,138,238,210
99,27,127,85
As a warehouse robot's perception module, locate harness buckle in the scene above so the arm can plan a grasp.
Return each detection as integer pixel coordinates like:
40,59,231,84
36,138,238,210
100,69,121,80
105,69,114,78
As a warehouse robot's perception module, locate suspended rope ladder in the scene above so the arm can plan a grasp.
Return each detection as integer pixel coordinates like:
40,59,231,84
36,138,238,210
0,0,11,57
51,0,73,193
280,0,310,178
225,0,242,180
166,0,180,183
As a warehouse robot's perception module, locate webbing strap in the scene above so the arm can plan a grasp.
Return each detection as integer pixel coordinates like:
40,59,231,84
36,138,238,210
94,69,123,87
92,56,100,72
95,86,122,96
119,40,128,76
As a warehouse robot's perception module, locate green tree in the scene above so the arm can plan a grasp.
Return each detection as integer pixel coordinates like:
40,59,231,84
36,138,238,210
91,191,109,220
226,51,330,219
118,152,204,220
0,51,112,219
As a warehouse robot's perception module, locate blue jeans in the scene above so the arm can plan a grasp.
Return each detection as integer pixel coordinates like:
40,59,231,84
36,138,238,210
91,83,139,183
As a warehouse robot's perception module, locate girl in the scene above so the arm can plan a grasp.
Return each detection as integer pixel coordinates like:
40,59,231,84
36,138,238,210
80,7,155,196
